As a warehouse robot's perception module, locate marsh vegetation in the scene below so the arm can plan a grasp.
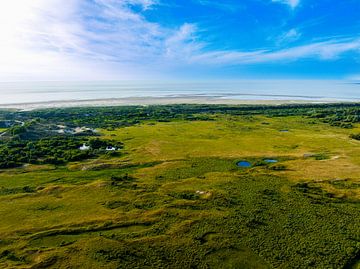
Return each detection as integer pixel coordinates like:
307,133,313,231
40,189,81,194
0,104,359,268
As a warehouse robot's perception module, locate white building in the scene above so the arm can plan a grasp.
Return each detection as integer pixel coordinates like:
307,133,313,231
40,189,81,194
79,143,90,151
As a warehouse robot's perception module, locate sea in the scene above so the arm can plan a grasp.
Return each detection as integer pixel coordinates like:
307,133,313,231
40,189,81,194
0,80,359,106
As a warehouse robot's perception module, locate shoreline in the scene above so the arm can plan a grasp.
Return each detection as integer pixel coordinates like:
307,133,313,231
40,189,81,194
0,96,359,110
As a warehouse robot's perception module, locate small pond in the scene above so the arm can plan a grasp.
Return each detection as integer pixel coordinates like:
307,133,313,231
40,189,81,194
264,159,278,163
237,161,252,168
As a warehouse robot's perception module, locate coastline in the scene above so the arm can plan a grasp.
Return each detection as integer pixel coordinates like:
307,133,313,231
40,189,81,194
0,96,358,110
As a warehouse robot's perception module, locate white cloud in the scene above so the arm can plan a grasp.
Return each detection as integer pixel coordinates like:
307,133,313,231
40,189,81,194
0,0,156,80
164,23,201,58
195,0,242,12
272,0,300,9
276,29,302,44
187,38,360,65
0,0,111,80
0,0,358,81
0,0,199,80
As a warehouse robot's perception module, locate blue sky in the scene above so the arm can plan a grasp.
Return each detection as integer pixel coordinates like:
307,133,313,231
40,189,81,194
0,0,359,81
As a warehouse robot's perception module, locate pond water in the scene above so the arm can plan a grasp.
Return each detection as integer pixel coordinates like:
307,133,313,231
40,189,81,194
264,159,278,163
237,161,252,168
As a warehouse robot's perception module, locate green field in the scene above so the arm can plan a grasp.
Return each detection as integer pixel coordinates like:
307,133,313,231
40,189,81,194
0,106,359,268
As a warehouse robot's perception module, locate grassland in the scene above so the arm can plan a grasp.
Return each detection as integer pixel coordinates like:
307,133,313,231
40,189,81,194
0,108,359,268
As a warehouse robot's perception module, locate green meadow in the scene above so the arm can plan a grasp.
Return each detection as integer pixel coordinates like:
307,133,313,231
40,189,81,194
0,106,359,268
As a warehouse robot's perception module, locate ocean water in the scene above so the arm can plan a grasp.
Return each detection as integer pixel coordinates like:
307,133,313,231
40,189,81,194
0,80,359,105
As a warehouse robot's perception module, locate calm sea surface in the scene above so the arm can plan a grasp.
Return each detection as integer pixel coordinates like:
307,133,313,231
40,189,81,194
0,80,359,105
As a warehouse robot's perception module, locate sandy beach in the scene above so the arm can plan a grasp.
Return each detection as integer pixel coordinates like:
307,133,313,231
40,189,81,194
0,96,356,110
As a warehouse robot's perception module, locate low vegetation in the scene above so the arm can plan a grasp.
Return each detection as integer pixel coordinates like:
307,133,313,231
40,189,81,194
0,104,359,268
